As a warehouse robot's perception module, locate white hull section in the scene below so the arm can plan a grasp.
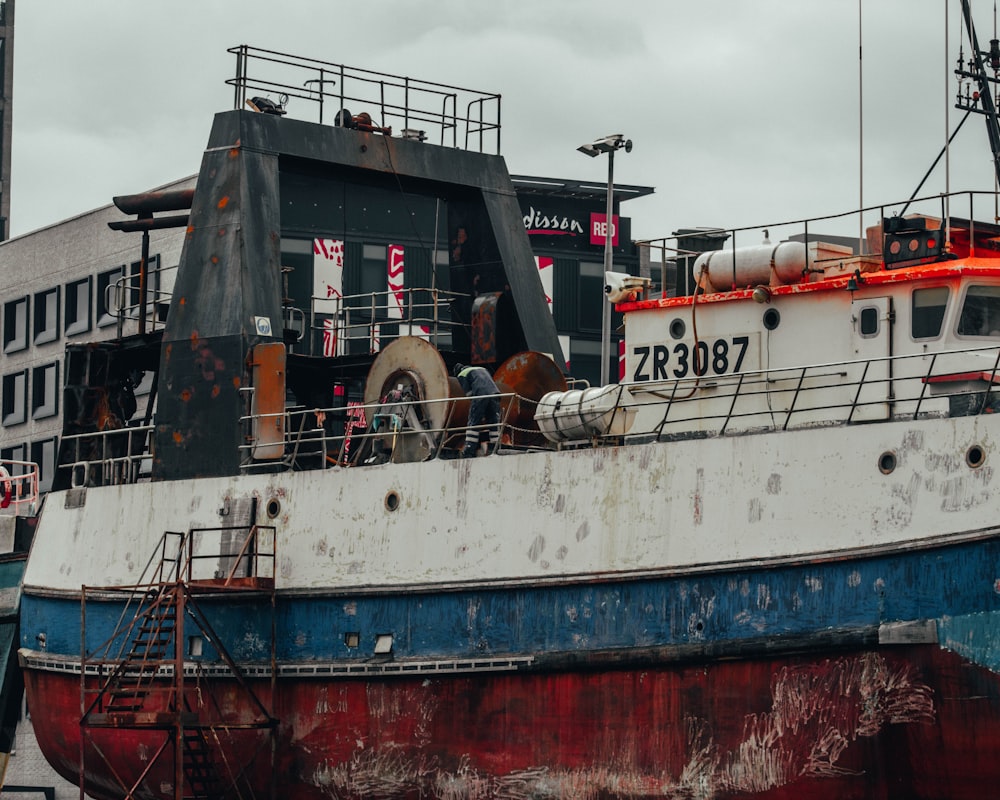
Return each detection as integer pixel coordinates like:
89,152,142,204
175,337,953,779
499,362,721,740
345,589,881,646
25,412,998,595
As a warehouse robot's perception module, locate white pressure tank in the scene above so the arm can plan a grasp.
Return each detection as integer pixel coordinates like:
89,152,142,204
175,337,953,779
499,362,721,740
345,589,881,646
693,241,808,291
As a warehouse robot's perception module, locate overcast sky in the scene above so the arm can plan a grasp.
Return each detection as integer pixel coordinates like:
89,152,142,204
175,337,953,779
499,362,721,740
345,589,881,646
10,0,1000,245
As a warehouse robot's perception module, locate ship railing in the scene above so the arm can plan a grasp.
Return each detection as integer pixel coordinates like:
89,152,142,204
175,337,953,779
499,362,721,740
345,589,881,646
239,387,528,471
307,287,470,356
83,525,276,663
80,524,277,741
638,188,1000,296
0,459,39,515
227,44,502,154
61,424,154,489
619,342,1000,442
104,262,177,335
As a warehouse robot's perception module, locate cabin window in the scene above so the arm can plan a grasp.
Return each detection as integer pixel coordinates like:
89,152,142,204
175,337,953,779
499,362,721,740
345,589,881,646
859,306,879,337
2,295,27,353
957,285,1000,337
911,287,949,339
33,288,59,345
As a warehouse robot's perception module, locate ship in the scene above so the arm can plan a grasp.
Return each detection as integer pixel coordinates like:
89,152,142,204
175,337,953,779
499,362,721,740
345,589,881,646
12,11,1000,799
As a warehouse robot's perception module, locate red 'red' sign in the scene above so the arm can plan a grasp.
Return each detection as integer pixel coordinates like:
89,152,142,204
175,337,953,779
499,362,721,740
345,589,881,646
590,213,619,246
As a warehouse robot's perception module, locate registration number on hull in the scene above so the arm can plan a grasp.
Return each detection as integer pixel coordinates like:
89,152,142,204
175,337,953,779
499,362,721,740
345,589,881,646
630,334,758,382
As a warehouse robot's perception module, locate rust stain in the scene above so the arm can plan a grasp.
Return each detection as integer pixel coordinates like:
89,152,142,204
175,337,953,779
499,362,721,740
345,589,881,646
229,147,240,159
693,467,705,525
172,431,183,444
218,227,227,237
211,385,220,399
233,376,241,388
210,255,219,265
179,297,186,306
180,389,192,403
190,331,200,349
217,195,230,210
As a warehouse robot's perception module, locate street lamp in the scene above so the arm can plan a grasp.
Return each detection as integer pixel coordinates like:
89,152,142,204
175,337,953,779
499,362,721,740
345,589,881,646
578,133,633,386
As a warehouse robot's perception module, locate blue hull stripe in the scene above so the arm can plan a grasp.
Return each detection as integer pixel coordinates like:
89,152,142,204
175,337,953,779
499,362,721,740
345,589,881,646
21,535,1000,668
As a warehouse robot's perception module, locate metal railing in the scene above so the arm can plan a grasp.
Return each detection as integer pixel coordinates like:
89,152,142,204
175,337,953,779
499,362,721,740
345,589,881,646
0,459,39,515
308,287,470,356
239,389,523,470
61,425,154,488
82,524,277,671
54,343,1000,484
622,342,1000,440
104,263,177,335
235,342,1000,468
227,45,502,153
638,189,1000,298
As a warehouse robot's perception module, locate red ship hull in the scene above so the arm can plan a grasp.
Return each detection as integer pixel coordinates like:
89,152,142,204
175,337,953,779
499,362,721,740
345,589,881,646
24,644,1000,800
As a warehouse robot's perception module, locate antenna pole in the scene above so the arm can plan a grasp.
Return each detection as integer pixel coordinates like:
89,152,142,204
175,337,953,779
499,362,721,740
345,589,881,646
960,0,1000,185
858,0,864,254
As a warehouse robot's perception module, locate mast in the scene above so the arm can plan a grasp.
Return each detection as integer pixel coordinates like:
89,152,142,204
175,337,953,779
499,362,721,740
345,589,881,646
957,0,1000,185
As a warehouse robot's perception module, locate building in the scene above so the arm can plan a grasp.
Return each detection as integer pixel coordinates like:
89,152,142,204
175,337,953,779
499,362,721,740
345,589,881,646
0,0,12,241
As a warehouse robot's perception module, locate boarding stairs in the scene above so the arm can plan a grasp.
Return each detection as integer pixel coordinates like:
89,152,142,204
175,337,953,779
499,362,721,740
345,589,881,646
80,526,278,800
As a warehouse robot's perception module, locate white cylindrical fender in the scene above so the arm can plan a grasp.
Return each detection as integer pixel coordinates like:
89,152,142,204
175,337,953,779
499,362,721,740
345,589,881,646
534,385,635,443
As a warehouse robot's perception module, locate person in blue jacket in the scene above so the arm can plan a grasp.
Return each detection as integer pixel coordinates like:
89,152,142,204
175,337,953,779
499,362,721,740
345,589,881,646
453,363,501,457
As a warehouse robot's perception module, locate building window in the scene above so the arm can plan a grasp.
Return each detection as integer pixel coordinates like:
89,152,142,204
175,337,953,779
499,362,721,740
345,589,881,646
569,338,604,389
97,266,126,327
33,288,60,345
359,245,387,297
32,363,58,420
3,296,27,353
30,438,58,494
65,277,92,337
0,443,26,471
128,255,161,317
2,370,27,426
578,262,604,332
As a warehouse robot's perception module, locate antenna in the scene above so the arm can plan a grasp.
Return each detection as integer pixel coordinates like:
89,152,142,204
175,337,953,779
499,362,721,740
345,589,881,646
955,0,1000,186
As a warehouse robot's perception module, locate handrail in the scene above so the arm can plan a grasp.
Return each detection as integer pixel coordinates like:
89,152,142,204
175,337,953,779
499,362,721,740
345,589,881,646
0,458,39,515
238,388,522,470
639,188,1000,296
227,45,501,154
61,425,154,489
310,286,470,356
57,342,1000,484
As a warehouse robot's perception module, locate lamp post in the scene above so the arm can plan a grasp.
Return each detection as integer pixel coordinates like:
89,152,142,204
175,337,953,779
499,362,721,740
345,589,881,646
578,133,632,386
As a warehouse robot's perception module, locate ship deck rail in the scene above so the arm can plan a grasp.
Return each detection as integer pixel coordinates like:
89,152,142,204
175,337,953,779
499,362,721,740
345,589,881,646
53,340,1000,486
637,189,1000,297
103,263,177,337
291,286,470,356
227,44,502,153
234,341,1000,471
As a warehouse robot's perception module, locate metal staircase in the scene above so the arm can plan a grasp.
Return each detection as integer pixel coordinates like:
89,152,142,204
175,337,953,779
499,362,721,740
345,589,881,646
79,526,277,800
